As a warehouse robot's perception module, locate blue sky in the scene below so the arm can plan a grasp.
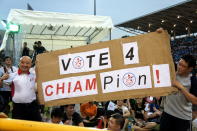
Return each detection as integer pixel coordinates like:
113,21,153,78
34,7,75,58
0,0,187,39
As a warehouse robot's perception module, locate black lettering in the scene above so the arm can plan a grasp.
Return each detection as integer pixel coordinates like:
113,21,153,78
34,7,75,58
138,75,146,85
86,55,95,68
117,74,120,88
126,47,134,60
61,58,71,71
100,52,109,66
104,76,113,89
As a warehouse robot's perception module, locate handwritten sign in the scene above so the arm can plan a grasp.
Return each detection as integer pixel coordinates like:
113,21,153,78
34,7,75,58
36,31,176,106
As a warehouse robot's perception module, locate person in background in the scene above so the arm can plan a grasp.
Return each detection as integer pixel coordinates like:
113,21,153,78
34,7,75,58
48,108,63,124
80,102,98,127
22,42,30,56
144,97,162,122
37,41,46,54
0,73,9,113
80,102,97,120
107,113,125,131
31,41,38,66
0,56,17,115
115,100,130,118
62,104,84,126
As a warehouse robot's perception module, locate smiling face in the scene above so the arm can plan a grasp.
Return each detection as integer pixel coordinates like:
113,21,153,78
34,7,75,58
65,105,75,117
19,56,32,73
117,100,124,107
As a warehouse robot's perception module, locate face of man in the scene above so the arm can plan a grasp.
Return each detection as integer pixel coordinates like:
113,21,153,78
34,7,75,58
65,105,75,116
108,117,120,131
19,56,32,73
117,100,123,107
177,59,193,76
38,42,42,47
5,58,12,66
24,42,27,47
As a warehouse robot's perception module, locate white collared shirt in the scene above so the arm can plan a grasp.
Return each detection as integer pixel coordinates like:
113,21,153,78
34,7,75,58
6,71,36,103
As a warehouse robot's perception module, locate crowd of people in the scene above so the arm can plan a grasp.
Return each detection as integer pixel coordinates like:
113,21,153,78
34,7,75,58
171,35,197,62
0,29,196,131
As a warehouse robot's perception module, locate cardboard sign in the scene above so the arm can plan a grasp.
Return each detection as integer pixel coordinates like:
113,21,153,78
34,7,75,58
36,31,176,106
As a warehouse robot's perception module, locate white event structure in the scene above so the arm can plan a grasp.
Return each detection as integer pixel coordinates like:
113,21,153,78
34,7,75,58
1,9,113,65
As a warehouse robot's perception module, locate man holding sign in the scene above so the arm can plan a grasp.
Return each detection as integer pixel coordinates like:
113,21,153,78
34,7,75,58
4,56,42,121
160,55,197,131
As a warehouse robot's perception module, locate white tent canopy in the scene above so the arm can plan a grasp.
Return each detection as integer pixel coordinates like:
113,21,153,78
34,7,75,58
8,9,113,28
1,9,113,64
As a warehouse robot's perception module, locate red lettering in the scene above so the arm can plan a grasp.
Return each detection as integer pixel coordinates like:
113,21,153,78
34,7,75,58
86,78,96,90
45,85,53,96
73,81,82,92
56,82,65,95
68,82,71,93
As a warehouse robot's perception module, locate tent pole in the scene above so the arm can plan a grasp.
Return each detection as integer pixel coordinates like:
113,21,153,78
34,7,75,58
110,29,111,40
94,0,96,15
51,35,53,51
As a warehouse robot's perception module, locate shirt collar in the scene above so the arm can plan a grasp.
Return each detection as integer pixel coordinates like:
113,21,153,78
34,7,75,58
18,69,30,75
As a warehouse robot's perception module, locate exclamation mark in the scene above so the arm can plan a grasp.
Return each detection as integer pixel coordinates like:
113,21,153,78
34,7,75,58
156,70,160,83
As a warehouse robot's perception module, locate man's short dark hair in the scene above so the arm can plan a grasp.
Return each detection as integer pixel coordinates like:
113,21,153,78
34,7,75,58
105,110,115,119
34,41,38,45
51,108,63,118
111,113,125,129
4,56,12,61
38,41,42,44
64,104,75,108
181,55,196,68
